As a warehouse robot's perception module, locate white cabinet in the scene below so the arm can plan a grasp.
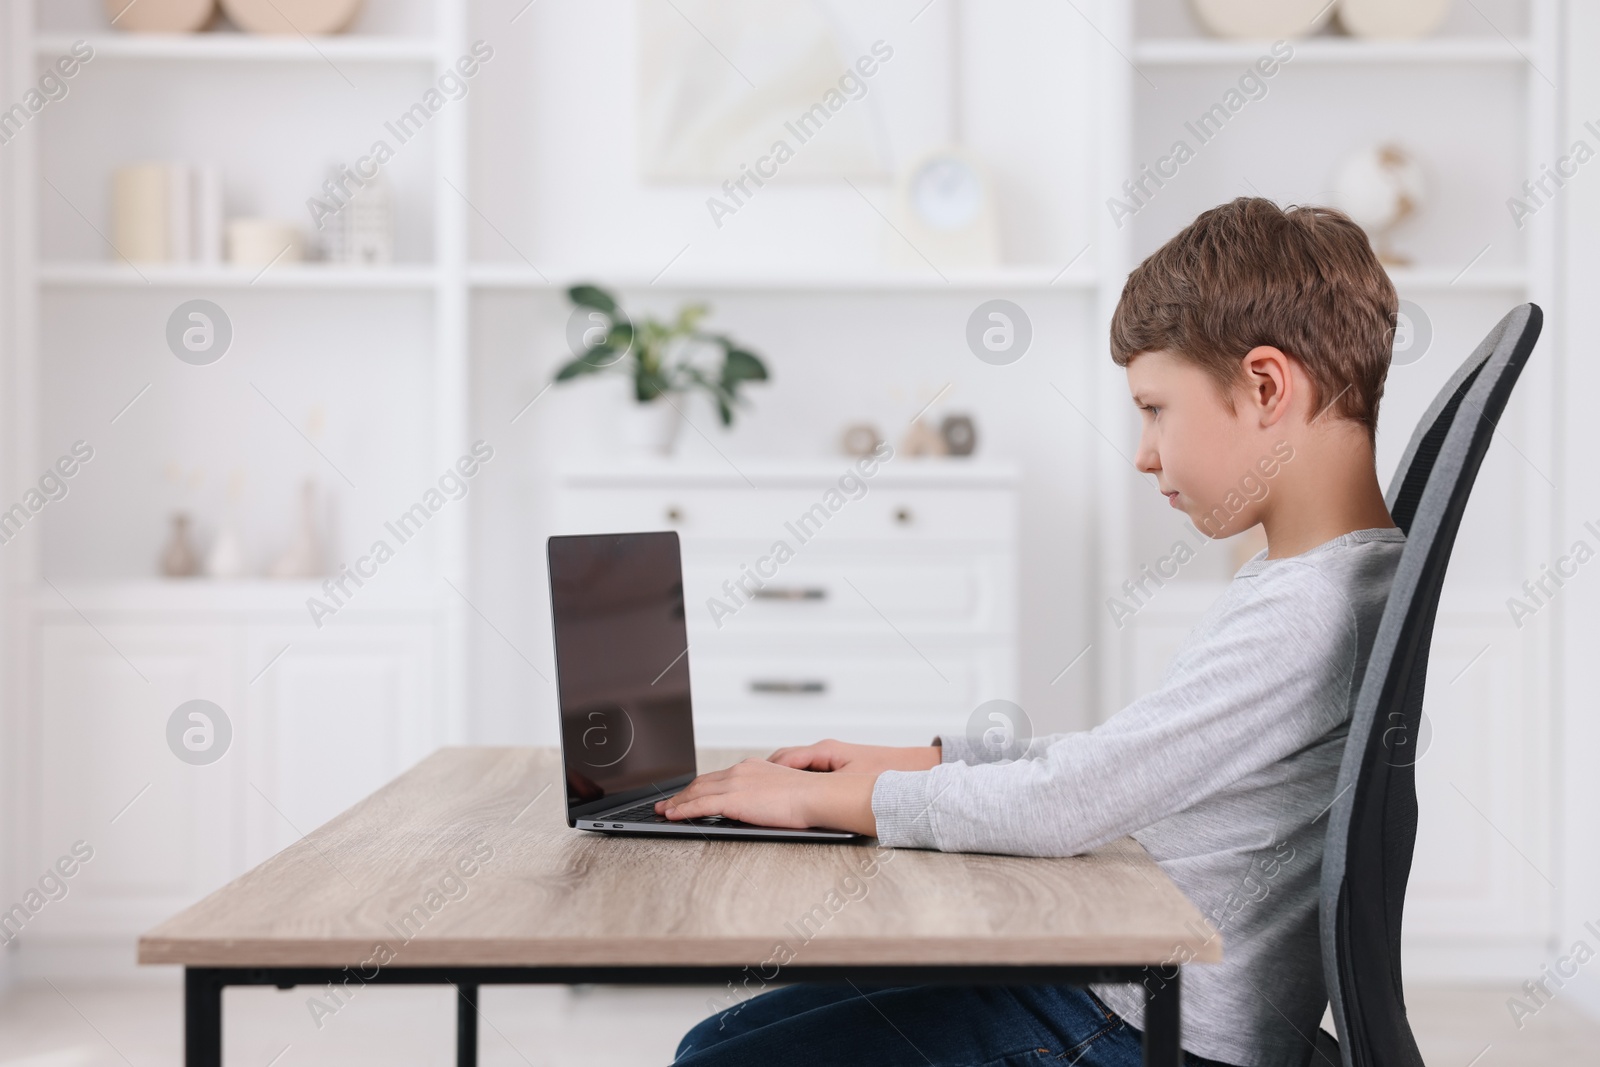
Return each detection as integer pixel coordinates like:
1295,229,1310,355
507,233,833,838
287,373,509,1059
22,584,440,953
36,623,238,939
554,462,1019,748
243,623,439,868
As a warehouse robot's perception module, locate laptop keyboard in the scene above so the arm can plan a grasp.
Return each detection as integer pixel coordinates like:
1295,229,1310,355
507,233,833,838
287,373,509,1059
606,798,746,828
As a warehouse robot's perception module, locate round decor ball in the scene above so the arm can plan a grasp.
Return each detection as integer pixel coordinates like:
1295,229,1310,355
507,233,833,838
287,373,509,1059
1190,0,1334,38
1331,144,1425,234
106,0,216,33
221,0,363,34
1339,0,1452,40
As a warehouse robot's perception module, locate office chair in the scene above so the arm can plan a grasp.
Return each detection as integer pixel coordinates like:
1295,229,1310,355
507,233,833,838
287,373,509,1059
1316,304,1544,1067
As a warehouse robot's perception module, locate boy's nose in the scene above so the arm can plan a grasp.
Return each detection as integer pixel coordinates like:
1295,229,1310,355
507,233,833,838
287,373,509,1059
1134,440,1161,474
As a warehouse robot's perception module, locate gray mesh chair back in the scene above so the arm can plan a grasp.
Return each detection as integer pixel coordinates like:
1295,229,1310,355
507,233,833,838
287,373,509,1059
1319,304,1543,1067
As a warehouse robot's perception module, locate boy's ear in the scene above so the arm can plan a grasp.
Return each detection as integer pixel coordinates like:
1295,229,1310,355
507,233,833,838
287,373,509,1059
1240,345,1294,427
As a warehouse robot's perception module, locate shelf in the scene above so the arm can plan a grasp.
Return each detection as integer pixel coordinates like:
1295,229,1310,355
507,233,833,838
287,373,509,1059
469,263,1099,293
29,579,440,616
35,33,441,63
39,263,441,290
1385,266,1528,291
560,458,1021,489
1133,37,1536,66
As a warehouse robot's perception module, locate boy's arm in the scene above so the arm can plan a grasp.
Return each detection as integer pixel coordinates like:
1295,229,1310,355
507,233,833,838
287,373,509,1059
874,567,1358,856
934,731,1067,766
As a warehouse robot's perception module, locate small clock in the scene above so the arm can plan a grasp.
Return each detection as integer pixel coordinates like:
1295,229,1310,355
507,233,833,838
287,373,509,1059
911,156,985,231
889,148,999,270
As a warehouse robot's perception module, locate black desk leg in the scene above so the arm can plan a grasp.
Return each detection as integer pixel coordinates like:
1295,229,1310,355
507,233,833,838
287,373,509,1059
457,982,480,1066
185,968,223,1067
1142,970,1181,1067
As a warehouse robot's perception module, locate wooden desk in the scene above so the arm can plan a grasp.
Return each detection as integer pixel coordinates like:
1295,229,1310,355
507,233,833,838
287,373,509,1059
141,748,1220,1066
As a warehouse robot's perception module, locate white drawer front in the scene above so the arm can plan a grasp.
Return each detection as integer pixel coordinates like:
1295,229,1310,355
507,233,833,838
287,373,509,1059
682,552,1014,636
687,645,1013,747
557,486,1016,545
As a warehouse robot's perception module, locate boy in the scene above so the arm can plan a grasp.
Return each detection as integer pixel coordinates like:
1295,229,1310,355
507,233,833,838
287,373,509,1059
663,198,1406,1067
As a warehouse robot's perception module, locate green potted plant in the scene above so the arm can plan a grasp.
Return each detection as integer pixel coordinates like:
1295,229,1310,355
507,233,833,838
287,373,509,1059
552,284,769,455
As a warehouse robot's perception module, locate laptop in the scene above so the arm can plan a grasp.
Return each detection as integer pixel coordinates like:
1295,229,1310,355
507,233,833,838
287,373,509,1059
547,530,861,842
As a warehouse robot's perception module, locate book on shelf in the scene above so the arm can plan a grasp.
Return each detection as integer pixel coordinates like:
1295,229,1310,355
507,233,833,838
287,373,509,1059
110,162,224,265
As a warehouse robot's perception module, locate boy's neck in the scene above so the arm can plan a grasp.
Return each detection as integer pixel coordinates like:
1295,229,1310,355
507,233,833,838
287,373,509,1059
1259,431,1397,560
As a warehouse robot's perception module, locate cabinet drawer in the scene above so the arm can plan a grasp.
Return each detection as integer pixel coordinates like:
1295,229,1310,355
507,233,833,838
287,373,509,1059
557,486,1016,544
682,552,1013,636
689,643,1012,748
690,644,1010,727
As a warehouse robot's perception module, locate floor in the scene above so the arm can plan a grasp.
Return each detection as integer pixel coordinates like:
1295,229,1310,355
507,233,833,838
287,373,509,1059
0,980,1596,1066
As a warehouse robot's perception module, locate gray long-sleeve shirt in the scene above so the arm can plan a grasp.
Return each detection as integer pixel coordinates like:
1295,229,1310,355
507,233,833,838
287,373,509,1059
871,527,1407,1067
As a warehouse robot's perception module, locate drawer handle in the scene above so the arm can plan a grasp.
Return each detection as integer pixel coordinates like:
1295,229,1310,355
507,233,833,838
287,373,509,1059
751,587,827,601
894,506,914,525
749,680,828,694
665,506,684,523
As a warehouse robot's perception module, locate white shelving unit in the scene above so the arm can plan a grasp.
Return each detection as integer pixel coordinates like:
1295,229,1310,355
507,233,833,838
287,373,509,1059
2,0,472,980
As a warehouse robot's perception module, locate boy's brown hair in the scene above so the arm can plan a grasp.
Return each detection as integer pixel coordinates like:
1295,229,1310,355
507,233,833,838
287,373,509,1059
1109,197,1396,446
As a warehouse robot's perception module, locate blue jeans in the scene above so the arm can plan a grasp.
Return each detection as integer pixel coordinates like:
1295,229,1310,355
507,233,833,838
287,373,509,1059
672,983,1236,1067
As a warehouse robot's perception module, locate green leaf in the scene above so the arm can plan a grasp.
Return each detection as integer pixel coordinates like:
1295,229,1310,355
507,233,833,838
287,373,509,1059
675,303,710,334
554,354,607,381
722,348,768,383
568,284,617,316
634,369,672,403
716,396,733,425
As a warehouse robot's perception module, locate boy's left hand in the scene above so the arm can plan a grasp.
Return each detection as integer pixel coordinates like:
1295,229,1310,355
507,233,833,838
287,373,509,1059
655,758,879,836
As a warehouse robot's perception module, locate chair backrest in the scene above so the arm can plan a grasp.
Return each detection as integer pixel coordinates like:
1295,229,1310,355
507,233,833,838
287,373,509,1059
1319,304,1543,1067
1384,311,1524,535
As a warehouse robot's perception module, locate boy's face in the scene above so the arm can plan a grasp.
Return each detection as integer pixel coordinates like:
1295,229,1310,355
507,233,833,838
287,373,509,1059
1125,349,1265,538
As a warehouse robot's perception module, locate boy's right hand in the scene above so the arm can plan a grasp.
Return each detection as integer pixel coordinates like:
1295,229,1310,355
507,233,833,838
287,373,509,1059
768,739,942,775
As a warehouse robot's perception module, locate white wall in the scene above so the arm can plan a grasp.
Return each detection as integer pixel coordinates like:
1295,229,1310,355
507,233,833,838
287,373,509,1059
1558,0,1600,1021
0,0,18,997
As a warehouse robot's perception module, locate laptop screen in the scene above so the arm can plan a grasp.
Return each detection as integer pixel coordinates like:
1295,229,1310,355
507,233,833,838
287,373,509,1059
547,531,698,817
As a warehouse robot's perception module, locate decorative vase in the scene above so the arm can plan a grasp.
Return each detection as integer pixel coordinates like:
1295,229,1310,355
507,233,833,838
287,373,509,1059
618,398,684,457
207,471,250,578
160,513,202,577
269,480,323,579
899,418,947,458
206,518,248,579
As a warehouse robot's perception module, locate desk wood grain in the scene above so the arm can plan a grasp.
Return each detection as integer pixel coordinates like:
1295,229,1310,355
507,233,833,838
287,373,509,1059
139,748,1221,968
